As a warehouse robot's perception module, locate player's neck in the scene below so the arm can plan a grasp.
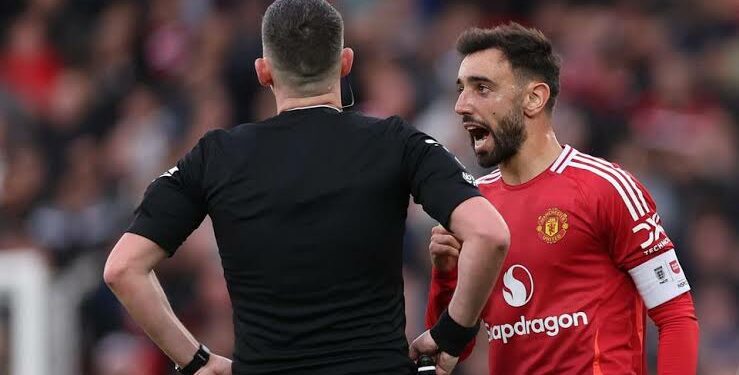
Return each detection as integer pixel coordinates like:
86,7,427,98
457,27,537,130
499,122,562,185
275,83,343,113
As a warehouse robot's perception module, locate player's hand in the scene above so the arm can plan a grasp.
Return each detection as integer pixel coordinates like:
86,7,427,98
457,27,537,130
409,330,459,375
194,354,232,375
429,225,462,273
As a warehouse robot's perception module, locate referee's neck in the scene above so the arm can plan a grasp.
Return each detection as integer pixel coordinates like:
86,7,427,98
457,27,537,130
276,92,342,114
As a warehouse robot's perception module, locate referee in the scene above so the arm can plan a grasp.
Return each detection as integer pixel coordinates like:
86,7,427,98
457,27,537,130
103,1,510,374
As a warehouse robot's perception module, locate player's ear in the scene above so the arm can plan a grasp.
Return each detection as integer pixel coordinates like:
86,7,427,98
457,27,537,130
340,48,354,77
255,57,274,87
523,81,550,117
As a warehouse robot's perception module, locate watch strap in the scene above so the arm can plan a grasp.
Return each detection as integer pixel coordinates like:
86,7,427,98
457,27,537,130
175,344,210,375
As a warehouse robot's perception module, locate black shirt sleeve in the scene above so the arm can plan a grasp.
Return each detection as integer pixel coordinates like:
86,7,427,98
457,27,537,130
126,133,212,256
394,117,481,229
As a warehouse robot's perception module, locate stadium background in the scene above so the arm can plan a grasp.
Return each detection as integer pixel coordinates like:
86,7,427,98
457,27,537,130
0,0,736,374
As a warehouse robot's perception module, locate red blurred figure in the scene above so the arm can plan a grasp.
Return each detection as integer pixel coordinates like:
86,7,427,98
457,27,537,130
0,13,62,113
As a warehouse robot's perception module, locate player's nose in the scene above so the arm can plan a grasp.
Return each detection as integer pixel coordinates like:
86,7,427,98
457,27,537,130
454,90,473,116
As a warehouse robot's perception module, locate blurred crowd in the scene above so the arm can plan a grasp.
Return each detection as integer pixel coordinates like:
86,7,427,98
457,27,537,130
0,0,736,374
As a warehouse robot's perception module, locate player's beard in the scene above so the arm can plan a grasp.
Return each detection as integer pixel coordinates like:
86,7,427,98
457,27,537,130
476,107,527,168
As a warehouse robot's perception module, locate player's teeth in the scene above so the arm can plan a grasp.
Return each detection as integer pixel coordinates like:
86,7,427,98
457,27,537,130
475,136,486,149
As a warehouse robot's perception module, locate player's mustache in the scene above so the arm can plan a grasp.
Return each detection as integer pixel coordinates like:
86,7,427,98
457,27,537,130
462,115,490,130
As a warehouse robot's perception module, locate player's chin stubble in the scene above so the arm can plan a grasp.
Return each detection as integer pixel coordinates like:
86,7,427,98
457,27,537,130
476,108,527,168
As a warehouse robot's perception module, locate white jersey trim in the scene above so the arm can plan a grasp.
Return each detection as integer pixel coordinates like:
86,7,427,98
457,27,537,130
555,148,577,174
558,150,650,221
575,153,649,215
159,166,179,178
476,169,501,185
571,154,649,218
285,104,342,112
549,145,573,172
567,160,640,221
628,249,691,309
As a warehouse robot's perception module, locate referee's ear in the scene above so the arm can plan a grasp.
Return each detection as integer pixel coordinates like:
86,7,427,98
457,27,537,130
255,57,274,87
340,48,354,78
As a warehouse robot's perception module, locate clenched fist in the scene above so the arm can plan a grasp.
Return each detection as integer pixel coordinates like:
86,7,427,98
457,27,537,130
429,225,463,272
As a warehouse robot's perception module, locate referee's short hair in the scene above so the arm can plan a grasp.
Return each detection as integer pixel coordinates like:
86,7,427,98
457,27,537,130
262,0,344,95
457,23,561,112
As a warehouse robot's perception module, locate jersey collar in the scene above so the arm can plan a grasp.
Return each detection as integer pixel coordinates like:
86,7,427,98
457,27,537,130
284,104,342,113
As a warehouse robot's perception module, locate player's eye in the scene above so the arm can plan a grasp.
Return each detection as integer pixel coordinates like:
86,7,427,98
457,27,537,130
456,85,464,93
477,84,491,95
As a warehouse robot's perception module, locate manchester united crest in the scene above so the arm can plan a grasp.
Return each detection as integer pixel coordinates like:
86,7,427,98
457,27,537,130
536,208,569,244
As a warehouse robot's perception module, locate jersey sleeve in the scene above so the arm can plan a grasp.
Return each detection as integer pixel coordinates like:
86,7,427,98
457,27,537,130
126,133,214,256
648,292,699,374
598,169,691,309
393,117,481,229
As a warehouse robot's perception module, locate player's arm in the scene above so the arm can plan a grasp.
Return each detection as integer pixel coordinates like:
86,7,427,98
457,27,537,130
601,168,698,375
648,293,699,375
426,225,460,327
627,245,698,375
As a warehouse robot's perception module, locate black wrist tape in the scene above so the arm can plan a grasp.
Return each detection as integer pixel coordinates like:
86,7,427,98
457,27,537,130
429,309,480,357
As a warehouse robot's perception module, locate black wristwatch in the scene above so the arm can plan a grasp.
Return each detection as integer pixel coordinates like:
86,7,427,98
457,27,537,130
175,344,210,375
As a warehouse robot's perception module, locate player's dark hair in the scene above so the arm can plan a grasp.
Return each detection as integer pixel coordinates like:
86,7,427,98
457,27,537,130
457,23,561,111
262,0,344,94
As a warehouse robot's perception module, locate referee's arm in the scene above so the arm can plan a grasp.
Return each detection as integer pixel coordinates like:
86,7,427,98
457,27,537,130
104,233,232,374
445,196,509,326
410,196,509,374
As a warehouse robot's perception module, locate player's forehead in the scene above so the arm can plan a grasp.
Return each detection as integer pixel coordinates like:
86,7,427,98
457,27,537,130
457,48,514,86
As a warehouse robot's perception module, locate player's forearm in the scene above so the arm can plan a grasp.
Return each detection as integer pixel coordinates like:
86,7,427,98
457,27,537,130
656,320,699,375
650,293,700,375
448,235,507,326
106,269,200,366
426,268,458,327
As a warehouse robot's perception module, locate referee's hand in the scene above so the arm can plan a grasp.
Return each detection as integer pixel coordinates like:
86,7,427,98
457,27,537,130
410,330,459,375
194,354,232,375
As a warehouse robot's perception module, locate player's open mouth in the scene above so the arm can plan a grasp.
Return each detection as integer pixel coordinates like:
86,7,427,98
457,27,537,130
464,123,491,151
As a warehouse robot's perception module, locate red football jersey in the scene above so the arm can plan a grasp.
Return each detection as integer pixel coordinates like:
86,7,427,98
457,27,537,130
430,145,691,374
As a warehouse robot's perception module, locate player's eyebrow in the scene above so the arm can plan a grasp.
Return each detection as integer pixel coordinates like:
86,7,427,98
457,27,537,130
457,76,497,88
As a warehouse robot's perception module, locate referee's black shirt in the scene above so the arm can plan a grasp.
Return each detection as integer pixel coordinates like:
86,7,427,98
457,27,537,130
128,106,481,374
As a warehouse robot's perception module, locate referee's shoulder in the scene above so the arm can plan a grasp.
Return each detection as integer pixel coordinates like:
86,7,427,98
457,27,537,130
342,110,398,124
191,125,249,158
198,126,231,145
203,122,259,143
346,111,413,135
